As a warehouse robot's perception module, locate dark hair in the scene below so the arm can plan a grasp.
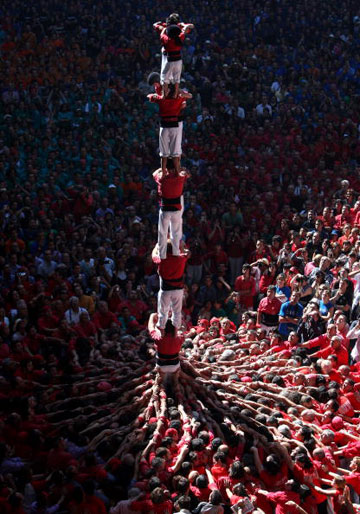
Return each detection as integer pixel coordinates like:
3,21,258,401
191,438,204,452
164,319,176,336
196,474,209,489
176,477,189,494
166,13,180,25
210,490,223,505
229,460,245,479
151,457,164,470
264,454,281,475
198,431,210,445
166,24,182,47
176,495,191,509
150,487,165,504
211,437,222,451
147,72,161,86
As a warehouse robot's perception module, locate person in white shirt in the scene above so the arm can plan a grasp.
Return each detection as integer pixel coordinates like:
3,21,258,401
65,297,88,325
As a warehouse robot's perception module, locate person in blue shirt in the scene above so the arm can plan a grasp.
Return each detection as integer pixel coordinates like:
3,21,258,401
319,288,334,322
275,274,291,303
278,291,303,338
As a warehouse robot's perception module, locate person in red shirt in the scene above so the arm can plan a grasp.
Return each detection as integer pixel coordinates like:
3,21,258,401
234,264,256,309
153,160,190,260
152,242,189,330
210,451,229,484
257,480,301,514
153,15,194,97
131,486,173,513
92,301,121,332
331,457,360,496
257,285,282,333
82,480,106,514
148,312,184,373
311,335,349,367
148,85,192,174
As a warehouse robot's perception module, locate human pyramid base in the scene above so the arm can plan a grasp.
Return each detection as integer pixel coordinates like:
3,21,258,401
46,12,360,514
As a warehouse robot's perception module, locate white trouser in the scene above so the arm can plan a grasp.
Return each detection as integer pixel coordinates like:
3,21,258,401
157,288,183,329
158,197,184,259
161,53,182,84
158,362,180,373
159,125,182,157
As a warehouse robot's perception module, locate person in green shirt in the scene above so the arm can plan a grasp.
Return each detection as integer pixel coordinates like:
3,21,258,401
222,202,243,230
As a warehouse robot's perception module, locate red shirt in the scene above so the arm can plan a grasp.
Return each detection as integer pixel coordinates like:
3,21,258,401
131,499,173,513
258,296,282,325
150,329,184,358
153,253,188,290
92,311,120,330
155,171,186,211
160,30,185,55
345,472,360,495
82,495,107,514
149,95,185,125
156,172,186,198
266,491,301,514
234,276,256,308
312,344,348,367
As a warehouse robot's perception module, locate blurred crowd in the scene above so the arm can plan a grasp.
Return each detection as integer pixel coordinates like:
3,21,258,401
1,0,360,512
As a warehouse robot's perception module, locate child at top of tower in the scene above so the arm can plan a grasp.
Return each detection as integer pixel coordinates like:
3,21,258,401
153,13,194,98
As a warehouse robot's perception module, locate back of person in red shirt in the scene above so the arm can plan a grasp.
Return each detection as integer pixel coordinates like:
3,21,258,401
152,243,189,330
148,313,184,373
153,160,190,260
153,14,194,97
148,86,192,174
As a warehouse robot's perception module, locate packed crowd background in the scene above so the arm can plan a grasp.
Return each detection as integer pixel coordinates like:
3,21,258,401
1,0,360,512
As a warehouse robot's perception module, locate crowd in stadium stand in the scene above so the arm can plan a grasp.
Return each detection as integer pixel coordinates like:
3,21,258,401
2,0,360,512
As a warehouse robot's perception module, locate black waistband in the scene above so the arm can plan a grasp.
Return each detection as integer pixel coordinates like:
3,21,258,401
157,357,180,366
160,276,184,291
161,196,181,204
161,120,179,128
261,313,279,325
164,50,181,56
157,351,179,360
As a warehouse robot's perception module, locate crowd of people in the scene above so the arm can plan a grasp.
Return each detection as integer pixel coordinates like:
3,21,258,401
1,0,360,512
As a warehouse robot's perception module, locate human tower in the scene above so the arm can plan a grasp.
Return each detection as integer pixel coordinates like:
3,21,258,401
147,12,195,374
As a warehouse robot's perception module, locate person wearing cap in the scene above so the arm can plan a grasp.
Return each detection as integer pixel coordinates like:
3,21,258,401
257,285,282,334
153,159,190,260
152,242,190,330
148,312,184,374
153,16,194,97
148,84,192,175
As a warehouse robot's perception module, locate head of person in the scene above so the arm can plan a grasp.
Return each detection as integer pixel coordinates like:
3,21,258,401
290,291,300,305
209,490,223,505
267,285,276,299
164,319,176,337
